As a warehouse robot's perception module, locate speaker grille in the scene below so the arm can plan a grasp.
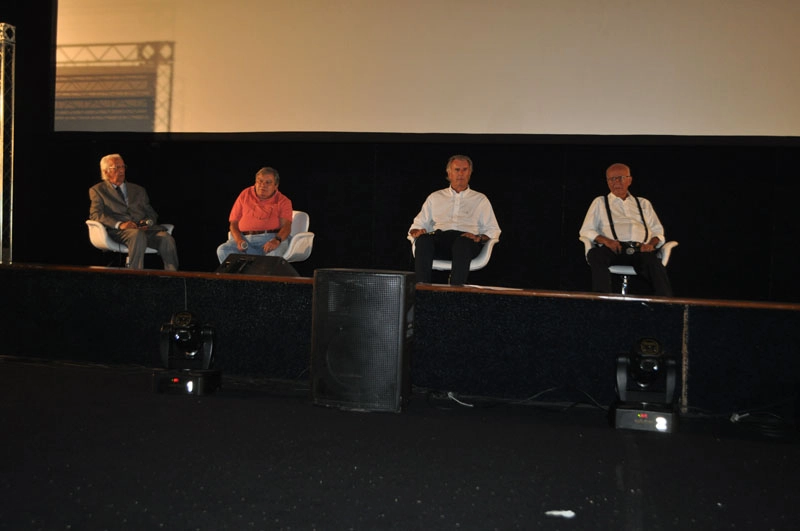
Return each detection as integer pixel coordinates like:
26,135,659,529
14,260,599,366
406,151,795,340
311,269,415,412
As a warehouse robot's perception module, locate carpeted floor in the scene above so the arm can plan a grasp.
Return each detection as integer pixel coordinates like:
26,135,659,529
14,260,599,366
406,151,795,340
1,356,798,530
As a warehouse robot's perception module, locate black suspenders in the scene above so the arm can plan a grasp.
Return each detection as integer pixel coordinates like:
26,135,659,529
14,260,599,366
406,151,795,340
603,194,649,243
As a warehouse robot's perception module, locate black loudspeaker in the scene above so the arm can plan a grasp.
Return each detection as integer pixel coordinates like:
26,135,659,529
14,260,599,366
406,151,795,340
311,269,415,412
215,254,299,277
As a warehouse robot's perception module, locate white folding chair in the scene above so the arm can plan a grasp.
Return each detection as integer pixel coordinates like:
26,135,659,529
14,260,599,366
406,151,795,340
283,210,315,263
86,220,174,266
409,234,499,280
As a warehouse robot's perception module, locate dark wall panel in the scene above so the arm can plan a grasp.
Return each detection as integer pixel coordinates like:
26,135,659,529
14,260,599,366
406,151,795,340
686,306,800,413
24,133,800,303
4,266,797,415
0,267,313,379
413,290,686,406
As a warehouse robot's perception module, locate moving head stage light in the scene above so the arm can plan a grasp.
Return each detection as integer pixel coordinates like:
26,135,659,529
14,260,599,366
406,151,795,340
153,311,221,395
612,338,678,433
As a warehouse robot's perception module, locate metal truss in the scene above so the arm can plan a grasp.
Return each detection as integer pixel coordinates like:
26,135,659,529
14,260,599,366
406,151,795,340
55,42,174,132
1,22,15,264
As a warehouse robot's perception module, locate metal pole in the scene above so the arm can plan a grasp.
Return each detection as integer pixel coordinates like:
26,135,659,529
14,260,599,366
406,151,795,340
0,23,16,264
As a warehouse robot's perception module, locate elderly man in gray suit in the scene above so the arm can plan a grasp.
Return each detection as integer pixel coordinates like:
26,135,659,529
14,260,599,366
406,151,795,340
89,154,179,270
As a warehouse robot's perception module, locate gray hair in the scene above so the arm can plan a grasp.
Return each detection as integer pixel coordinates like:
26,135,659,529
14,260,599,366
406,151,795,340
99,153,123,181
256,166,280,185
446,155,473,173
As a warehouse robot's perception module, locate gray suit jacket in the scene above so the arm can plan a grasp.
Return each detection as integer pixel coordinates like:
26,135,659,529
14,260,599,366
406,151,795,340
89,180,160,229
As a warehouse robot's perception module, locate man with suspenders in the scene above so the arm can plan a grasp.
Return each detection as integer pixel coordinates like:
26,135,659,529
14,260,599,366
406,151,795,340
579,163,673,296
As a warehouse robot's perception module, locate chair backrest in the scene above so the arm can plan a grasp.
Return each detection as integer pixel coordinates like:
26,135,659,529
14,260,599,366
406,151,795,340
657,241,678,267
86,220,114,252
291,210,310,236
284,211,314,263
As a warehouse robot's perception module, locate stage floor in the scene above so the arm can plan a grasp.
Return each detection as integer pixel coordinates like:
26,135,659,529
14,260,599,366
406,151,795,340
1,356,798,530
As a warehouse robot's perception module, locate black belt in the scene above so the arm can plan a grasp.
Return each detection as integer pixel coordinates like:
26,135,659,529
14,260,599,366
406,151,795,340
241,230,279,235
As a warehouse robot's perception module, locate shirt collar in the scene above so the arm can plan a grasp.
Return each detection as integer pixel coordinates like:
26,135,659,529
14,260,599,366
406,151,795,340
608,191,631,202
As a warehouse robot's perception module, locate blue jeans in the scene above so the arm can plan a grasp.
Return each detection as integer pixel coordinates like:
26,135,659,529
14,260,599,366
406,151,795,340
216,234,289,263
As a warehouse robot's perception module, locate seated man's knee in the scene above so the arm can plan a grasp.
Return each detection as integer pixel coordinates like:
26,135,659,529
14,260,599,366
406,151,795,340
163,235,177,253
451,236,476,257
638,252,663,267
451,235,471,249
131,231,148,246
217,242,235,263
414,234,435,253
587,247,611,266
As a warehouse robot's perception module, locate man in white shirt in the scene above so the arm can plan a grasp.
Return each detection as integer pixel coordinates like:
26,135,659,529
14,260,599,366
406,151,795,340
579,163,672,296
408,155,501,285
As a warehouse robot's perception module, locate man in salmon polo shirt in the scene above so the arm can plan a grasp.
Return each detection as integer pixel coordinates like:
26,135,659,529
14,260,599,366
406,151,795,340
216,166,293,263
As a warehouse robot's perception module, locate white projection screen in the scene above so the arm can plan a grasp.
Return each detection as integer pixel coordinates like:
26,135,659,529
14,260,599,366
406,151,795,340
55,0,800,136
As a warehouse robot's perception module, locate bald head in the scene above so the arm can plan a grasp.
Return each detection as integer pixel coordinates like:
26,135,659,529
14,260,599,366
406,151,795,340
606,163,630,176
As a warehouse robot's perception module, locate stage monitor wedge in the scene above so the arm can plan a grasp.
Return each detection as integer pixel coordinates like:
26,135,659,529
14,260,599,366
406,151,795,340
311,269,415,412
215,254,299,277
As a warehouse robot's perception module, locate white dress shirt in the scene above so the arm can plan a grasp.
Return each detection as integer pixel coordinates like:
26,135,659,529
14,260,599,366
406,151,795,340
409,187,501,239
579,193,665,244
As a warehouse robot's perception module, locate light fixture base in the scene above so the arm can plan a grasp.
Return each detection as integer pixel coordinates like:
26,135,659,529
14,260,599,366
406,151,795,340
612,402,678,433
152,369,222,395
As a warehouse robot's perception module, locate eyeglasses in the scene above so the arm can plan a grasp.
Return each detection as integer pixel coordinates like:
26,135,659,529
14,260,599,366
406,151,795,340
108,165,127,171
606,175,629,182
